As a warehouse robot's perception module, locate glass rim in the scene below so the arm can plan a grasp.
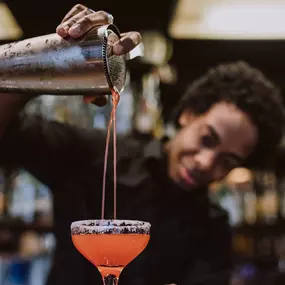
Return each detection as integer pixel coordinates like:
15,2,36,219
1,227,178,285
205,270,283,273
71,219,151,235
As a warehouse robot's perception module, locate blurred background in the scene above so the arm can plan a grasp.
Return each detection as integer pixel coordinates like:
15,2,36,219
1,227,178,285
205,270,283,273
0,0,285,284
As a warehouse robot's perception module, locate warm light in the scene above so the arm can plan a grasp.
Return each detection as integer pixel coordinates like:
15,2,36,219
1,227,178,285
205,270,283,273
0,2,23,40
206,3,285,39
169,0,285,40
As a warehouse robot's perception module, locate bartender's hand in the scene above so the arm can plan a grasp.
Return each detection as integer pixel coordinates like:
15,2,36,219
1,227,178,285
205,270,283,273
56,4,141,55
56,3,142,106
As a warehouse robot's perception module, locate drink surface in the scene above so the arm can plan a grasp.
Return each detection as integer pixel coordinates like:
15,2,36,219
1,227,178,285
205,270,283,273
72,233,150,277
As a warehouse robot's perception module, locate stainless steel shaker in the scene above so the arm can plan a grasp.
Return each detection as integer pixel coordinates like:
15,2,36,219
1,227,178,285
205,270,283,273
0,24,126,95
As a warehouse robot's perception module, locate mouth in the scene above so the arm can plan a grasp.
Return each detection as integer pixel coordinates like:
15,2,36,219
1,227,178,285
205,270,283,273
178,165,200,188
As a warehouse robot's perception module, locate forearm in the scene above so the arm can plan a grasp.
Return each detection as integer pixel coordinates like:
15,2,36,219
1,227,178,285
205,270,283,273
0,93,34,138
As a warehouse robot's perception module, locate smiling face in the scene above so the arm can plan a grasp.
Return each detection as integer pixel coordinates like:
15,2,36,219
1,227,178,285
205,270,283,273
166,102,258,190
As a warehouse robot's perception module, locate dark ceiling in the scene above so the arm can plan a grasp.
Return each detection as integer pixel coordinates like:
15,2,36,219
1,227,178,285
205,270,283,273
4,0,285,117
5,0,175,37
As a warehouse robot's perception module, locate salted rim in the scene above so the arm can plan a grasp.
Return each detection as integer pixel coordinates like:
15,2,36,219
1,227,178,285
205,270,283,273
71,219,151,235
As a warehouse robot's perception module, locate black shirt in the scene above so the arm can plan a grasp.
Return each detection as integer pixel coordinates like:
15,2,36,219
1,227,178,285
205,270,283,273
0,114,232,285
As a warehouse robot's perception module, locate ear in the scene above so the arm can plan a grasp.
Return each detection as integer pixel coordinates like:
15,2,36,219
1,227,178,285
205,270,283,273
178,110,195,127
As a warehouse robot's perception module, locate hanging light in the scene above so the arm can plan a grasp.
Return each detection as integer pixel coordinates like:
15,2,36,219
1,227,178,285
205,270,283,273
0,2,23,40
169,0,285,40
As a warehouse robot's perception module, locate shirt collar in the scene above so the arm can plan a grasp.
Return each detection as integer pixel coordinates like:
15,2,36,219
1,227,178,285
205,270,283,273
115,138,165,187
144,138,165,160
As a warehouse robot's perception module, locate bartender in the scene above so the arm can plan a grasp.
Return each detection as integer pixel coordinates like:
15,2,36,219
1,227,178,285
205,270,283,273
0,4,284,285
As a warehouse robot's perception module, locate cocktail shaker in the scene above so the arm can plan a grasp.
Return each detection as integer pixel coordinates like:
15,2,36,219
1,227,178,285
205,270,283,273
0,24,127,95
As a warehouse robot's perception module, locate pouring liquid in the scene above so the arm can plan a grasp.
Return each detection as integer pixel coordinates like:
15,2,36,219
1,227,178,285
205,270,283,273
101,87,120,219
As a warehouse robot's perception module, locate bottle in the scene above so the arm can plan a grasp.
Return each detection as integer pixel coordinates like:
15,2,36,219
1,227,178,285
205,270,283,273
243,181,257,225
219,183,243,226
134,70,163,137
259,172,278,224
8,170,36,223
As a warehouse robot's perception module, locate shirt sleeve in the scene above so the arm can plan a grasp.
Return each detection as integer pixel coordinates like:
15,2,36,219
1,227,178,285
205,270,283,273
179,210,233,285
0,113,107,188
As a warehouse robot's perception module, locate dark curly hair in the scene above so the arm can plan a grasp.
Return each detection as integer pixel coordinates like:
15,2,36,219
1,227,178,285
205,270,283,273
173,61,285,167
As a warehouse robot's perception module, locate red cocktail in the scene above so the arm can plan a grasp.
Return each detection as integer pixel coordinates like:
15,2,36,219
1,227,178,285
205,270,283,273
71,220,151,285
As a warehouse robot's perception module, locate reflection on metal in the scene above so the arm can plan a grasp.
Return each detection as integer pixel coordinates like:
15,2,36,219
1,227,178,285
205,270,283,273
0,25,127,95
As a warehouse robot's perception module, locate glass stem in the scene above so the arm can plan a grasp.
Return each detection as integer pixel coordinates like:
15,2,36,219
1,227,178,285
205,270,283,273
103,274,118,285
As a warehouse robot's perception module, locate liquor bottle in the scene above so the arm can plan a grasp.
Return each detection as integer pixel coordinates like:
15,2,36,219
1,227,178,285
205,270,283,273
220,183,243,226
243,183,257,225
258,171,278,224
8,170,36,223
34,181,53,226
226,168,255,225
134,70,163,138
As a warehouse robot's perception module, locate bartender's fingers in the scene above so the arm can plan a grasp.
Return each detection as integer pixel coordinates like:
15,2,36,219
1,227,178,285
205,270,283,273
113,31,142,55
57,4,112,38
57,3,87,36
68,10,111,38
57,9,94,37
61,3,87,23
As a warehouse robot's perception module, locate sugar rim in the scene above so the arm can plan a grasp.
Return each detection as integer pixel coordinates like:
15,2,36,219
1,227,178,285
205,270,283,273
71,219,151,235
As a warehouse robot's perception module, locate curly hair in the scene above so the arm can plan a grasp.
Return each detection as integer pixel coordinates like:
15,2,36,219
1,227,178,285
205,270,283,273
173,61,285,167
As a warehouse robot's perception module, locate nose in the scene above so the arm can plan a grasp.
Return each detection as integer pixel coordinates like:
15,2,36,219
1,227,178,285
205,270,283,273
194,149,216,173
